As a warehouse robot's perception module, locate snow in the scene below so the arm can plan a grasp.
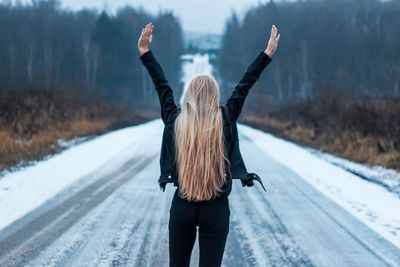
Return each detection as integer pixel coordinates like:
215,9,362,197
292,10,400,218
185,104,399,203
0,119,163,231
179,53,213,107
308,148,400,196
238,123,400,249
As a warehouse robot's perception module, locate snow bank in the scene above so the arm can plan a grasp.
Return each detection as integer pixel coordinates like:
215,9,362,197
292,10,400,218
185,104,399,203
308,148,400,196
238,123,400,249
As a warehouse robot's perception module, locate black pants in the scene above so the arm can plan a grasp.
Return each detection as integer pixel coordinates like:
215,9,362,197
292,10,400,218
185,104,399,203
168,187,230,267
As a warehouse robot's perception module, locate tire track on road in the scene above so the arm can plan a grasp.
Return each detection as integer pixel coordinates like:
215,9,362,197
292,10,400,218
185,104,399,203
136,188,170,267
233,186,314,267
228,189,276,266
0,152,157,267
273,167,397,267
245,187,315,266
223,208,257,267
41,155,163,267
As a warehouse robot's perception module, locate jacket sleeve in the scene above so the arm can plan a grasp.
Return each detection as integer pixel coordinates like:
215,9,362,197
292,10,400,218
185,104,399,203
224,51,272,123
140,50,179,124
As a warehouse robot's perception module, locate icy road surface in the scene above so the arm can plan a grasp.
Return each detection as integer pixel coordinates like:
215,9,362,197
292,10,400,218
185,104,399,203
0,119,399,267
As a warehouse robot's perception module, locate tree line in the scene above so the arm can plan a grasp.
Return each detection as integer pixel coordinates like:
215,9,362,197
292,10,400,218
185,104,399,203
216,0,400,109
0,0,185,109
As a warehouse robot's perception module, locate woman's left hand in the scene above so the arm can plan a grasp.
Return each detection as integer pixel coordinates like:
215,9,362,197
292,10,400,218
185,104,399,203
138,22,154,55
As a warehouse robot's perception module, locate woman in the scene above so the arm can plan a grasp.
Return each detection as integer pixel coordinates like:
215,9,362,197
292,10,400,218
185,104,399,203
138,22,280,267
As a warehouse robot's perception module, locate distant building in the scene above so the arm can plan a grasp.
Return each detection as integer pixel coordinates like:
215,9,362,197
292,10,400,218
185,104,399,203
184,31,222,55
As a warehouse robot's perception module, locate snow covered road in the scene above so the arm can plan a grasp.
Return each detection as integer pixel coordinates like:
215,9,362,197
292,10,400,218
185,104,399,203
0,119,399,267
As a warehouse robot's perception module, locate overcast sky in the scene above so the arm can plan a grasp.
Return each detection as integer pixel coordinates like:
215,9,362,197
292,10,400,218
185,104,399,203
13,0,272,34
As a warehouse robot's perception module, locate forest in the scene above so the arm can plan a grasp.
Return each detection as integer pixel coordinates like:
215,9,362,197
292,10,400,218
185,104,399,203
216,0,400,169
0,0,185,171
1,0,399,172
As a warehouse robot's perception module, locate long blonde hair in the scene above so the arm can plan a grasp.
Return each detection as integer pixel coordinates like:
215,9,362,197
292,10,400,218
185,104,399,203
174,74,230,201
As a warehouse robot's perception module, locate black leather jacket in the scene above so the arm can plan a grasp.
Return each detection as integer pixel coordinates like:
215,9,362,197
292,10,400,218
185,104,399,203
139,49,272,196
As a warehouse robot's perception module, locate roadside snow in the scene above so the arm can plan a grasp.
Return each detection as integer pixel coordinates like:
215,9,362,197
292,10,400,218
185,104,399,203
238,123,400,249
0,119,163,231
308,148,400,196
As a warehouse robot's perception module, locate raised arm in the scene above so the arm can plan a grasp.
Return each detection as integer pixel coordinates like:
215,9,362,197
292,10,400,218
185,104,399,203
224,25,280,123
138,23,178,125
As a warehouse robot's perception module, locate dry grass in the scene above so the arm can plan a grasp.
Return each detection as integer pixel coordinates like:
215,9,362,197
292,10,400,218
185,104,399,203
0,90,157,172
0,131,21,164
0,116,156,172
242,97,400,171
0,119,110,169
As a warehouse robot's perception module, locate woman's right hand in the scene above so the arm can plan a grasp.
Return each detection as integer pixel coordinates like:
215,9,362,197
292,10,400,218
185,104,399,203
264,25,280,57
138,22,154,56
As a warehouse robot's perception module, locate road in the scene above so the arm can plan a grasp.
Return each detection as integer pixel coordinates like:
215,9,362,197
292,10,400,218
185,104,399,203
0,121,399,267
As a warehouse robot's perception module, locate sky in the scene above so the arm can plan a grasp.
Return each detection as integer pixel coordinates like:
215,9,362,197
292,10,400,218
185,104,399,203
12,0,270,34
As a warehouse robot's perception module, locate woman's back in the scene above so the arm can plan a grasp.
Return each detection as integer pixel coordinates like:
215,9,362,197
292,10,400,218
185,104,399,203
139,48,272,198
